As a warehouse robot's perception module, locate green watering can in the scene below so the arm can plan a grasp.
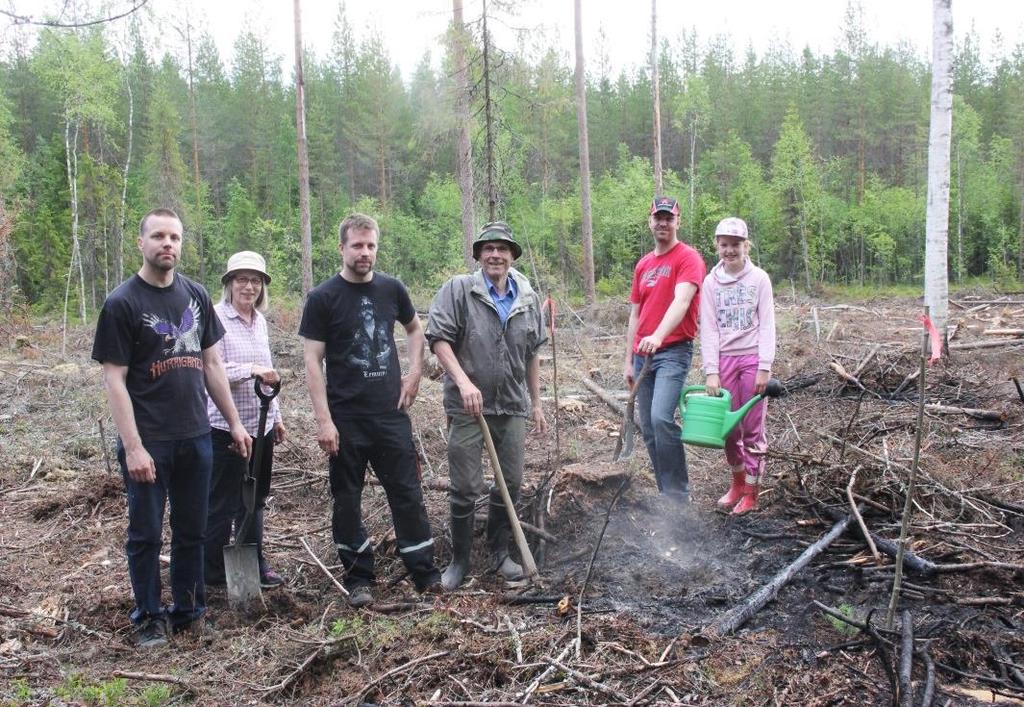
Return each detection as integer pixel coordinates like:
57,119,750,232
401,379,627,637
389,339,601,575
678,379,785,448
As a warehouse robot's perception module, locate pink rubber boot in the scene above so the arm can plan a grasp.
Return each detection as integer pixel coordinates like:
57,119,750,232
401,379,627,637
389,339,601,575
731,475,760,515
717,469,746,510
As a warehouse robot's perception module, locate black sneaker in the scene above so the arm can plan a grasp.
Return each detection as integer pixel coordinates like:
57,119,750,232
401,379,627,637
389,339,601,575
135,617,168,648
260,568,285,589
347,585,374,608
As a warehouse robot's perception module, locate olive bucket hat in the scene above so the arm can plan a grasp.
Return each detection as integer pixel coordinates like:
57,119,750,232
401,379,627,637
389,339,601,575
472,221,522,260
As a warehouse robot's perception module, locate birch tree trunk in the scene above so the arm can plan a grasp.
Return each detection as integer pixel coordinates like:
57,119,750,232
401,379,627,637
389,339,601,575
574,0,595,304
294,0,314,297
924,0,953,356
650,0,663,195
62,116,86,357
452,0,476,269
647,0,663,192
118,65,133,288
482,0,497,222
183,14,204,284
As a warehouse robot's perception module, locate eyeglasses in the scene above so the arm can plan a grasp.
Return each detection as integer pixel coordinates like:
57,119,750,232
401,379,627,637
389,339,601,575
234,276,264,287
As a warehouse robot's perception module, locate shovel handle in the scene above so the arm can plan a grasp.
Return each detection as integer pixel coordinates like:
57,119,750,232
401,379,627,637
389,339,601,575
254,376,281,403
475,413,538,580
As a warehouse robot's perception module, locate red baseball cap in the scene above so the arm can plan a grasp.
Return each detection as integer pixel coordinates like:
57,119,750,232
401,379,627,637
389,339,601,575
650,196,680,216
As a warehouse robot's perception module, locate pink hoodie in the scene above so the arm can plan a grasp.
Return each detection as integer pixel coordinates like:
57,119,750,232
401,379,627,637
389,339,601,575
699,258,776,375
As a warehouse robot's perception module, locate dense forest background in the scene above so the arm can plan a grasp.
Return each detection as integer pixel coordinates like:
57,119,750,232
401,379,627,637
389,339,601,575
1,1,1022,317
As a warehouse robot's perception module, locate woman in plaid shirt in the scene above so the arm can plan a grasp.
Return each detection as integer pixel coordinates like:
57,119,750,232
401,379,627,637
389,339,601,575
204,251,287,589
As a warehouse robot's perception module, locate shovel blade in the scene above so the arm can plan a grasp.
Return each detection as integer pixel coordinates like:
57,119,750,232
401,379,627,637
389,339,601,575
223,543,262,608
613,420,638,461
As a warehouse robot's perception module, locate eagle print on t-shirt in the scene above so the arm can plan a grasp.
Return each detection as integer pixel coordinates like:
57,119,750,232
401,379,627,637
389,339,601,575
142,299,203,356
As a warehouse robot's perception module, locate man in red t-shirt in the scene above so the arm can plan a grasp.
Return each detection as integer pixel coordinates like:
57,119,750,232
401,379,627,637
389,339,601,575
622,196,707,501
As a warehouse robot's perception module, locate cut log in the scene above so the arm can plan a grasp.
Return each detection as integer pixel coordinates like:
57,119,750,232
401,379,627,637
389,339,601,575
983,328,1024,337
707,513,853,636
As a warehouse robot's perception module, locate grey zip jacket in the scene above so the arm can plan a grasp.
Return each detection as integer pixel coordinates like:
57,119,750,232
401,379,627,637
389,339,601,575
426,267,547,417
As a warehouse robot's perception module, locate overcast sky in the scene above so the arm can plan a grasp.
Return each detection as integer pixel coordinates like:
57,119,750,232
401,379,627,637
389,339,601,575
184,0,1023,80
4,1,1022,79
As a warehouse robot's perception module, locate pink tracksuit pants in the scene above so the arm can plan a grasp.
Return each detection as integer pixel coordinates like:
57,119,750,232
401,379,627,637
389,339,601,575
719,353,767,478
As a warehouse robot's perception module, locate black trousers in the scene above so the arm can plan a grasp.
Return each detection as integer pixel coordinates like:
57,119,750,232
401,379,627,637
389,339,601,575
329,411,438,591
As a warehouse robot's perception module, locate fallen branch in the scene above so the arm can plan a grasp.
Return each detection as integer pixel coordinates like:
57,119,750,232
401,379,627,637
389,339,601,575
949,338,1024,351
708,512,854,636
543,657,629,703
519,640,575,703
845,471,880,564
579,375,628,418
259,633,358,695
300,536,349,596
898,610,914,707
821,506,938,576
349,650,448,706
111,671,196,693
828,361,866,391
923,403,1005,421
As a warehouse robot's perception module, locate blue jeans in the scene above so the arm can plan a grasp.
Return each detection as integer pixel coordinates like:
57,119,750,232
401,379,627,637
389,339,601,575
634,341,693,496
118,433,212,629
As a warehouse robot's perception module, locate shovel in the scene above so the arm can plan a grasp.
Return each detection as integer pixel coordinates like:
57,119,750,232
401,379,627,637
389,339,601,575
613,356,651,462
224,376,281,608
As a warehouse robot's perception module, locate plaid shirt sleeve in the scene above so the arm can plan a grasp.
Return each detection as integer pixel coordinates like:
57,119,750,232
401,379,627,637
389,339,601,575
207,303,281,437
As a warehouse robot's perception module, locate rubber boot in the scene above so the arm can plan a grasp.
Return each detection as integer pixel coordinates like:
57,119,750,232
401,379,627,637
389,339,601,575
717,469,746,510
486,489,524,581
731,475,760,515
441,505,474,591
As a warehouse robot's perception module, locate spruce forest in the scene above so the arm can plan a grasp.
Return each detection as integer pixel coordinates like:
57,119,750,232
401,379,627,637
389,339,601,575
1,1,1022,315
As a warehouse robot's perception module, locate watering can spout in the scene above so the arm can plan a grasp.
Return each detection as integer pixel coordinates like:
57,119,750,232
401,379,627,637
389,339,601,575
719,378,786,438
721,397,761,438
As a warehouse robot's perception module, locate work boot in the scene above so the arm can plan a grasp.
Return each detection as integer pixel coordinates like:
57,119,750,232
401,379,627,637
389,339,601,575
347,585,374,609
486,490,524,581
441,506,474,591
731,475,760,515
717,469,746,509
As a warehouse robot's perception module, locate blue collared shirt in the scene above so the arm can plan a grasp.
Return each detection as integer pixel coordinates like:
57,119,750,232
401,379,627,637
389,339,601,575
486,274,517,325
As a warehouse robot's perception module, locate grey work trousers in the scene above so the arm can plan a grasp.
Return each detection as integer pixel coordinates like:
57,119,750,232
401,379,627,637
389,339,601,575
446,414,526,513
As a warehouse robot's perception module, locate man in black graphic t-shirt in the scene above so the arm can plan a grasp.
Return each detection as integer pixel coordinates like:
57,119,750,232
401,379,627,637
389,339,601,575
92,207,251,647
300,213,441,607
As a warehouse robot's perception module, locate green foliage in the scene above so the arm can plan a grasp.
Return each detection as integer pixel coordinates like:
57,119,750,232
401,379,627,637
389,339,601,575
329,614,365,637
3,15,1024,309
9,678,32,701
138,684,172,707
823,602,860,636
55,673,127,706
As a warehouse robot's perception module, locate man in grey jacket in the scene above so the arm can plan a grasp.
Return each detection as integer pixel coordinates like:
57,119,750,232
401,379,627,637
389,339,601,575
426,221,548,590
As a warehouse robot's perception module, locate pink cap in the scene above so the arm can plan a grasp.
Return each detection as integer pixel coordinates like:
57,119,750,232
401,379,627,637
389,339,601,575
714,217,748,239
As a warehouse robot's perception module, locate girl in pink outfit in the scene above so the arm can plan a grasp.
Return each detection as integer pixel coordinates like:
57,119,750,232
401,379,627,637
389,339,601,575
698,217,776,515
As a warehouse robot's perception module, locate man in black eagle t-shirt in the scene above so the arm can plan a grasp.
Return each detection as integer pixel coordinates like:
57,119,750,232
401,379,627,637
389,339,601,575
92,208,252,647
300,213,441,606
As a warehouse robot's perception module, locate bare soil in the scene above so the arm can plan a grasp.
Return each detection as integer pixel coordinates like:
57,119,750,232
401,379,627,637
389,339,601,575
1,289,1023,706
